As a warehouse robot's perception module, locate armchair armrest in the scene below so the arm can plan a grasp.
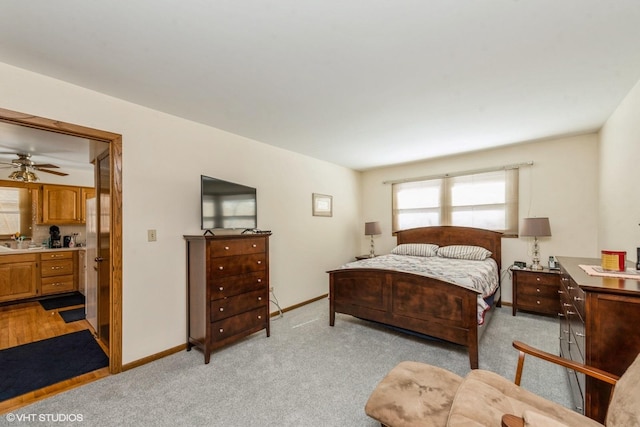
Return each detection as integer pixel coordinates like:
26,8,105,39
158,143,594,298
501,414,524,427
512,341,619,386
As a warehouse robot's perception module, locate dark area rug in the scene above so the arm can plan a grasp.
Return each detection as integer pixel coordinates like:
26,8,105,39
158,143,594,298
0,329,108,401
59,307,86,323
39,292,85,310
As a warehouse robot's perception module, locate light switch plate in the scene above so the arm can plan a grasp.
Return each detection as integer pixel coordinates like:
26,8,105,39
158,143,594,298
147,229,157,242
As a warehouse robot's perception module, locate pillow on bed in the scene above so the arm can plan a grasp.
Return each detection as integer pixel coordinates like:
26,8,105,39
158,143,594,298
437,245,492,261
391,243,439,257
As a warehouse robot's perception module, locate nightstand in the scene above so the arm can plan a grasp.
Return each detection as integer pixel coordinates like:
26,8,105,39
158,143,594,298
512,267,561,316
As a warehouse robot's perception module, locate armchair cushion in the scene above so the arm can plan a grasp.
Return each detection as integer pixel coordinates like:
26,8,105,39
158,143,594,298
447,370,602,427
606,353,640,426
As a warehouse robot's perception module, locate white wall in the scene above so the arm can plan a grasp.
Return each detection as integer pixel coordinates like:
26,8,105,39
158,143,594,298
599,78,640,261
361,134,600,303
0,62,361,364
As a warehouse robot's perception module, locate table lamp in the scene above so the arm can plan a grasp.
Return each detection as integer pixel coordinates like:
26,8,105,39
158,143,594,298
365,221,382,258
520,217,551,270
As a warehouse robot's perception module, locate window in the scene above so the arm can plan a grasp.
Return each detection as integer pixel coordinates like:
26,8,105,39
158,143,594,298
392,169,518,234
0,187,32,238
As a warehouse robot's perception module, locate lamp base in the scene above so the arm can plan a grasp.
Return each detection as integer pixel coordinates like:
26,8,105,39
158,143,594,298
530,261,544,271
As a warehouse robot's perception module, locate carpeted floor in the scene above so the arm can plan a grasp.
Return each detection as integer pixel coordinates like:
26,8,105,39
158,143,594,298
0,330,108,401
3,299,570,426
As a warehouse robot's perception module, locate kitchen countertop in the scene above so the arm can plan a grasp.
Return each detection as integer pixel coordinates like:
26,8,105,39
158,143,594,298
0,246,85,255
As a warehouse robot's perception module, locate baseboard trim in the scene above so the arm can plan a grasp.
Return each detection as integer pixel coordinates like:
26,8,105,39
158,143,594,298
271,293,327,317
122,343,186,372
122,294,329,371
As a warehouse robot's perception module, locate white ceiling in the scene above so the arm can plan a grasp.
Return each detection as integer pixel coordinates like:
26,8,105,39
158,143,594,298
1,1,640,171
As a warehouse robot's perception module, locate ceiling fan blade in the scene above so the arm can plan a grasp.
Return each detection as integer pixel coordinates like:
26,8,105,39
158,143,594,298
37,168,69,176
32,163,60,169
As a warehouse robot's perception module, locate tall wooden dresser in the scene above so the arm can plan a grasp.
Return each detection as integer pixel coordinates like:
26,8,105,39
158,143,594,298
557,256,640,423
184,233,271,364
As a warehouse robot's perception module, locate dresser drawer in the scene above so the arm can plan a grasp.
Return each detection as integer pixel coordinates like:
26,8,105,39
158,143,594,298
211,253,266,277
41,275,75,294
41,259,74,277
211,289,268,321
210,238,265,257
211,307,268,341
211,272,267,299
41,251,74,261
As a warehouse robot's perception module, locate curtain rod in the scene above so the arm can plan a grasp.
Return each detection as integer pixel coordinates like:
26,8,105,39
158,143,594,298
382,161,534,185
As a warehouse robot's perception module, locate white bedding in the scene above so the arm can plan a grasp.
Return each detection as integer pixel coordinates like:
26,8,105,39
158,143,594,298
339,254,500,324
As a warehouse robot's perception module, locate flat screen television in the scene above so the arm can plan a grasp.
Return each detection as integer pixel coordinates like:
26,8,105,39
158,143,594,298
201,175,257,230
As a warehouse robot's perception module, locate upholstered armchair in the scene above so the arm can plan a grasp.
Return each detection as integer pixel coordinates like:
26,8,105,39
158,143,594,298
365,341,640,426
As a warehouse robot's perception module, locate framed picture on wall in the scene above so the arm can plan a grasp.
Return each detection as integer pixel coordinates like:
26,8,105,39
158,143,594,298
312,193,333,217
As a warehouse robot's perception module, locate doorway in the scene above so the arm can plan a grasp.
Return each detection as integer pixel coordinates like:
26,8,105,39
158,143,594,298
0,107,123,373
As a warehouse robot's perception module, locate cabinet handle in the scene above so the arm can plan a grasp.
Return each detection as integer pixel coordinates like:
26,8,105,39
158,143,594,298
574,296,584,302
219,287,224,291
219,307,224,312
567,285,574,290
563,303,572,308
558,290,564,294
575,332,585,337
51,266,64,270
558,313,565,317
567,310,575,315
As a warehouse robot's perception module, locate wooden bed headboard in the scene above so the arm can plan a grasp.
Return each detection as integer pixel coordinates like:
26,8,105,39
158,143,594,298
395,226,502,272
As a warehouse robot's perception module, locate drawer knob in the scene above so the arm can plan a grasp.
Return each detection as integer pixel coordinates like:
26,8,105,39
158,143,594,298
558,313,565,317
219,328,224,333
536,277,541,281
536,300,541,304
563,303,572,307
252,244,257,248
567,285,574,290
257,315,262,319
575,332,585,337
536,288,540,292
219,307,224,312
219,266,224,270
558,290,564,294
224,246,230,250
257,279,262,283
219,287,224,291
258,297,262,301
567,310,575,315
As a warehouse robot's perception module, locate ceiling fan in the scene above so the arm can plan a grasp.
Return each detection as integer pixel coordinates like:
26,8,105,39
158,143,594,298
0,152,69,182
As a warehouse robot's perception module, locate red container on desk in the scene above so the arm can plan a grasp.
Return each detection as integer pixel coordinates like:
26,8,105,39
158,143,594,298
601,250,626,271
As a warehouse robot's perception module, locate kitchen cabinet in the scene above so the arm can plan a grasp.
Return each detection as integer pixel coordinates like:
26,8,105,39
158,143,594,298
0,253,39,303
40,250,77,295
37,184,95,224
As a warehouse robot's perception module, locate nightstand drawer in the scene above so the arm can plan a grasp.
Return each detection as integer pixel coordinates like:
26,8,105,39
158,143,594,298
517,294,560,314
517,281,559,298
517,272,560,287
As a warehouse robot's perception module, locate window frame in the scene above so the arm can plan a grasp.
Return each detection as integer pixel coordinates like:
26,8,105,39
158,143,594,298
392,168,519,235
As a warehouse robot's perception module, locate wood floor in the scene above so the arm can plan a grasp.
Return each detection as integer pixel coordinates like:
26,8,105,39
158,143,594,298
0,299,109,414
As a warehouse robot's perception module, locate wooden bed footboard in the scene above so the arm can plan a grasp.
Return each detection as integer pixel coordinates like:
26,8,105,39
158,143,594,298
329,268,481,368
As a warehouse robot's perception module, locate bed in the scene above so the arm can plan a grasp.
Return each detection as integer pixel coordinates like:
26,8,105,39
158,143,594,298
328,226,502,369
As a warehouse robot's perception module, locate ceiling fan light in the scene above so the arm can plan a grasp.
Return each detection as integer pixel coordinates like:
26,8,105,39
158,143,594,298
9,169,39,182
